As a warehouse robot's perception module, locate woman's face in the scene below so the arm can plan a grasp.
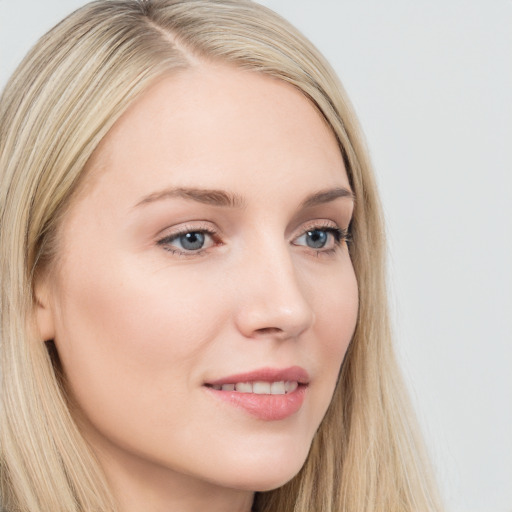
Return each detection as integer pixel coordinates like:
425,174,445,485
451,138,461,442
37,65,358,505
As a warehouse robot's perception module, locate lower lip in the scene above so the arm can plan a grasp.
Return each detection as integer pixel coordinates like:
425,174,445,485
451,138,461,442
205,385,307,421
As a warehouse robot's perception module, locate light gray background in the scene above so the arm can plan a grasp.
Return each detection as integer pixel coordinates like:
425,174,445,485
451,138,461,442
1,1,511,511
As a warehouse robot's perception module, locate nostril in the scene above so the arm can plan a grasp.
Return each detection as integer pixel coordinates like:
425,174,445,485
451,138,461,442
255,327,283,336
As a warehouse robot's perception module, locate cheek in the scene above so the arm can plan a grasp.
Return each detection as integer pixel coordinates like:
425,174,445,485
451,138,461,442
313,256,358,351
51,254,224,420
309,256,358,399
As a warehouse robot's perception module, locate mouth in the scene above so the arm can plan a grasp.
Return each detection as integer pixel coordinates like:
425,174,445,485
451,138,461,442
205,380,300,395
203,366,309,421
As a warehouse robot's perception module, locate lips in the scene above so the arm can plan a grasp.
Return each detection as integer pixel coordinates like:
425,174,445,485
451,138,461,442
205,366,309,387
204,366,309,421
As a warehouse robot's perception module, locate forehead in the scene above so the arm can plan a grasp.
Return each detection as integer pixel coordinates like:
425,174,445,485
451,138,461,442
79,64,349,209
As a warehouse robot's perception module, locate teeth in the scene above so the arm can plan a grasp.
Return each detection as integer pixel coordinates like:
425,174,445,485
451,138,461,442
235,382,253,393
211,381,299,395
270,381,285,394
285,381,298,393
253,382,271,394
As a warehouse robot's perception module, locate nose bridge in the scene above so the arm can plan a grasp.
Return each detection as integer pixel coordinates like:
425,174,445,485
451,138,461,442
233,234,315,339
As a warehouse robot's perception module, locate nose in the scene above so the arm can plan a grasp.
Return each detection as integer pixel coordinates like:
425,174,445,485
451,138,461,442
233,245,315,341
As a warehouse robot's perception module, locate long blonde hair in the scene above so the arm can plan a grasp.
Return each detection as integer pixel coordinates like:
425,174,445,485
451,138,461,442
0,1,442,511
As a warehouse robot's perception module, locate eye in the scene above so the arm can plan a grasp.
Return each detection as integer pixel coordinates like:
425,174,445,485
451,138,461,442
293,225,348,252
157,228,217,255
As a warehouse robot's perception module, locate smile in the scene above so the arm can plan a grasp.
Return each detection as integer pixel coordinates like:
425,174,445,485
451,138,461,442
207,381,299,394
204,366,309,420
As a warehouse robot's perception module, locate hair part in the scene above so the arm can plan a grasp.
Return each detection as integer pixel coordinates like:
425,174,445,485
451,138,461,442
0,1,442,511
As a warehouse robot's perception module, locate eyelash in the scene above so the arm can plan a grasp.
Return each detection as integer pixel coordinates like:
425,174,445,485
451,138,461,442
156,222,221,257
297,223,351,256
156,222,351,258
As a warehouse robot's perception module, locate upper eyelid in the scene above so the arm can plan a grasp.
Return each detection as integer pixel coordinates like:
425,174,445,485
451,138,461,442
291,219,343,237
155,218,351,242
157,218,345,235
157,219,343,239
156,221,219,238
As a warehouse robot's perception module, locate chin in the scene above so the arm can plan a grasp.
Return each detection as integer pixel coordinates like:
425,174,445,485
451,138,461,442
215,446,310,492
226,469,302,493
251,470,302,493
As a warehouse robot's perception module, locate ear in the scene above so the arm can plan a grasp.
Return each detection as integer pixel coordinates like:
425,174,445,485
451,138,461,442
33,274,56,342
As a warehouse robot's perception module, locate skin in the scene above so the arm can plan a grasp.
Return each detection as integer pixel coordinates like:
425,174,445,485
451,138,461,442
36,64,358,512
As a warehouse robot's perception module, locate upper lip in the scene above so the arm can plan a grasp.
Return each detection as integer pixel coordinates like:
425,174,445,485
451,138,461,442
205,366,310,386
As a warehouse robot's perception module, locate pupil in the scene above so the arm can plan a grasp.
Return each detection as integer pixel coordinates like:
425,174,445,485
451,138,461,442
180,232,205,250
306,230,327,248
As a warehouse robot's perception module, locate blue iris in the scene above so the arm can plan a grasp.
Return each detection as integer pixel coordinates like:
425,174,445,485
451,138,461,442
305,229,328,248
179,232,205,251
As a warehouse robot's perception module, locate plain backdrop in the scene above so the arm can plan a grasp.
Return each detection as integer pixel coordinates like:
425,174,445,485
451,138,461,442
1,1,511,511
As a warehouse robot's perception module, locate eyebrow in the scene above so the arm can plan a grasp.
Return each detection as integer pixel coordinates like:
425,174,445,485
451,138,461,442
134,187,245,209
133,185,354,210
300,187,355,208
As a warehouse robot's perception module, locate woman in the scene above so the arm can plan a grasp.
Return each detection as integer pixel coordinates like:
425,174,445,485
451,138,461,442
0,1,442,511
